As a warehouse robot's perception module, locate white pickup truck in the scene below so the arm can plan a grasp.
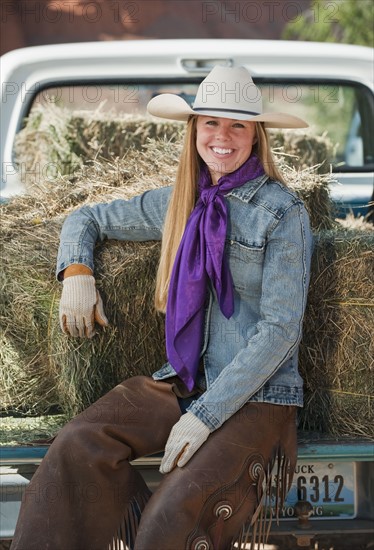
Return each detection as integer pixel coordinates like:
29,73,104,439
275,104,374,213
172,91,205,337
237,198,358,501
1,38,373,213
0,39,373,549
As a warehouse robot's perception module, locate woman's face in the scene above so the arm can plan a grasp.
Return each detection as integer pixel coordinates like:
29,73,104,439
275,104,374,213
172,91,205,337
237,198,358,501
196,116,257,184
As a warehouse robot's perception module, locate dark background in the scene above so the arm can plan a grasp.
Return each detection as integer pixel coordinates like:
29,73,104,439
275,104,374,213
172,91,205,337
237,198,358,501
0,0,312,55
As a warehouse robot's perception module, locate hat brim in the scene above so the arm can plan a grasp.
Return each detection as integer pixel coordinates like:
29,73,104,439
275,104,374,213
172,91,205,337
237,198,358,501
147,93,308,129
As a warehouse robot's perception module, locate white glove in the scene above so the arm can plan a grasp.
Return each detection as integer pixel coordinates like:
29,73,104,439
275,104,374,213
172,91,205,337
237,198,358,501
59,275,108,338
160,412,210,474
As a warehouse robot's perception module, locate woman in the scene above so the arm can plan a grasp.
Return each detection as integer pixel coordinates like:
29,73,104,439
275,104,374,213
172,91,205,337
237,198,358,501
11,66,313,550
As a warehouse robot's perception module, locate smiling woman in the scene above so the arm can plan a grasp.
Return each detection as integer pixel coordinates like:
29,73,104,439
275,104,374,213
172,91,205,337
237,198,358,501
196,117,257,184
10,65,313,550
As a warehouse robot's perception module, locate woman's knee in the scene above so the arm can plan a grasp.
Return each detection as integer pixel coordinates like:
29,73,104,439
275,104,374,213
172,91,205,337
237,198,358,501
48,415,100,465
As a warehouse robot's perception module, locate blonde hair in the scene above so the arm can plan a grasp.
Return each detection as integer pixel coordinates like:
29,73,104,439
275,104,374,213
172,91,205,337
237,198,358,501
254,123,286,184
154,117,285,312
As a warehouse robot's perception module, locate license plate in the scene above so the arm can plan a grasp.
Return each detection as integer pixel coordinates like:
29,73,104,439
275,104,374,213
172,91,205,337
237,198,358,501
275,461,356,519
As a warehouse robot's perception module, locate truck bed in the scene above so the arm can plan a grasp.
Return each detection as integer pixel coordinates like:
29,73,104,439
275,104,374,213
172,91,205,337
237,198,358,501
1,415,373,547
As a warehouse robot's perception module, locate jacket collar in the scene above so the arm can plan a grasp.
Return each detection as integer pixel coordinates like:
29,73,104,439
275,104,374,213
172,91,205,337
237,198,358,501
226,174,269,203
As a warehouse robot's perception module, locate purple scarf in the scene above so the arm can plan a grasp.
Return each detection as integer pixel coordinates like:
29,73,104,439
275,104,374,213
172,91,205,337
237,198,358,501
165,154,265,391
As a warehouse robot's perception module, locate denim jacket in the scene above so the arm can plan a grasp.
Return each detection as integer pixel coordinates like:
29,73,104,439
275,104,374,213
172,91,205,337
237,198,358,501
57,174,313,431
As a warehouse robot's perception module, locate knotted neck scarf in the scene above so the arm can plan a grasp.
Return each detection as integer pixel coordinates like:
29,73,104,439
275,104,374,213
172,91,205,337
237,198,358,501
165,154,265,391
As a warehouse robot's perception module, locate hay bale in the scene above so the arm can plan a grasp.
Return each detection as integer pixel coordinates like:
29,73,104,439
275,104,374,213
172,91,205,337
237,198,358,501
14,105,336,232
0,147,334,417
0,213,164,415
270,130,336,174
1,142,181,415
2,217,372,438
299,228,374,438
279,161,335,231
6,108,370,438
1,149,170,415
14,105,336,196
69,112,184,160
53,239,165,415
1,194,373,436
0,415,68,446
13,104,185,188
0,219,63,413
13,103,82,184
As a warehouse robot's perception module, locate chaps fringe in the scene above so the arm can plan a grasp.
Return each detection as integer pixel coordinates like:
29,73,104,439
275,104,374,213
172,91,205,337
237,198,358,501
108,489,151,550
232,445,295,550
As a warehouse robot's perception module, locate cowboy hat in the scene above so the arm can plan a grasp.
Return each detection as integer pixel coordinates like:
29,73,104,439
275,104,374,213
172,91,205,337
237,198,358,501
147,65,308,129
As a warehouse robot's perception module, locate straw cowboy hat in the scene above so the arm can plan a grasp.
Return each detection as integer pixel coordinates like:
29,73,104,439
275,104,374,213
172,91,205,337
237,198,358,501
147,65,308,128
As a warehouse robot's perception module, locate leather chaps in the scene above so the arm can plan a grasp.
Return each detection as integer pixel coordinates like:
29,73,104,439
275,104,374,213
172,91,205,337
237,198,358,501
11,375,297,550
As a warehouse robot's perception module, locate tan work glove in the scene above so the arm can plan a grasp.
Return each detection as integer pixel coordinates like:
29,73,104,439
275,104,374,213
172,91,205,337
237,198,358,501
59,269,108,338
160,412,210,473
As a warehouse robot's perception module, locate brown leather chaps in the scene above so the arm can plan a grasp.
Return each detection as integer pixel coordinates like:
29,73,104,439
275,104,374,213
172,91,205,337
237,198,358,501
11,376,297,550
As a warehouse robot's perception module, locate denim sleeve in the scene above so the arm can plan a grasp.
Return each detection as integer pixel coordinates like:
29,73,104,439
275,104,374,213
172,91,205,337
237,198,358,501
188,201,313,431
56,186,172,278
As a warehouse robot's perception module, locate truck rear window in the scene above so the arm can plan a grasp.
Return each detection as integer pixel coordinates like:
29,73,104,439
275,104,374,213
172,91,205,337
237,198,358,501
25,79,374,171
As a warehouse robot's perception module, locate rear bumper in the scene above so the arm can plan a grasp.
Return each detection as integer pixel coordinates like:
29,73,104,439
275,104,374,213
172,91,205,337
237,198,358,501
1,441,373,541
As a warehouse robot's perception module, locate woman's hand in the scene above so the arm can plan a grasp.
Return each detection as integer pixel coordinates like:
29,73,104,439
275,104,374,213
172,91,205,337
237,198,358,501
160,412,210,473
59,274,108,338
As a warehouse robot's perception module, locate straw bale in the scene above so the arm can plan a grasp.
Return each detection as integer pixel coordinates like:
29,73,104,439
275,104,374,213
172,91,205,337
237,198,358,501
13,104,82,184
0,211,164,415
13,104,185,187
4,107,371,438
15,103,334,229
270,130,337,174
1,148,171,414
69,111,184,160
298,228,374,437
2,141,180,415
2,213,372,438
1,147,333,417
14,105,335,231
0,414,68,446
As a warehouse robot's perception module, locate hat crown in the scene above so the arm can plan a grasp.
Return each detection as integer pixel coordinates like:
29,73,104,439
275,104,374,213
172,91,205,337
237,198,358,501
146,64,308,128
193,66,263,119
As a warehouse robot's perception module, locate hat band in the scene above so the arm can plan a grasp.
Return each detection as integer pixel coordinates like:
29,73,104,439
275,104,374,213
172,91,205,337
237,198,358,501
193,107,260,116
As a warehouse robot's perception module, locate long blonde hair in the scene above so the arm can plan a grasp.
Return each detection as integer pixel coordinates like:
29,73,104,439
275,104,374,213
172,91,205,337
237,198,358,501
154,117,285,312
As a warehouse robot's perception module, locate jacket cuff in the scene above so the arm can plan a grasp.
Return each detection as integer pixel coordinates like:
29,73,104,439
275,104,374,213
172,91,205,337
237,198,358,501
62,264,93,279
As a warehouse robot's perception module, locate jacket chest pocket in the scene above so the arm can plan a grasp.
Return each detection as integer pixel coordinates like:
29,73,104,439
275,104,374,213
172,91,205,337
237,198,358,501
225,239,265,295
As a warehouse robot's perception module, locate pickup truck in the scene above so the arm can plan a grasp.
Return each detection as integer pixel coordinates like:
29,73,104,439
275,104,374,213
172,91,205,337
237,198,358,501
1,39,373,549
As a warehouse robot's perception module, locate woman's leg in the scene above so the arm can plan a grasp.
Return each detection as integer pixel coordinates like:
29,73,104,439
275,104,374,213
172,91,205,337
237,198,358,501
134,403,297,550
10,376,181,550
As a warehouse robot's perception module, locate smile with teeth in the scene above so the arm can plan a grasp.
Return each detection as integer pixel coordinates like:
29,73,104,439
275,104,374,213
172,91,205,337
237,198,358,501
211,147,234,155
